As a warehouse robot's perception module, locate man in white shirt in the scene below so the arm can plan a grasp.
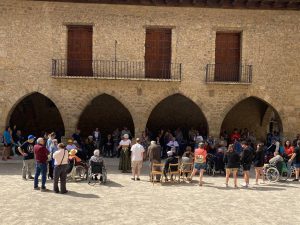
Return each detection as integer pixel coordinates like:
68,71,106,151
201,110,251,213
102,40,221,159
130,138,145,181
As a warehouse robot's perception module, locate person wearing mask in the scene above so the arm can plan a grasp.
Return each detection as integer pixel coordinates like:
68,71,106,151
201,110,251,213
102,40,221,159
240,141,253,188
253,143,265,185
33,138,49,191
224,144,240,188
53,143,69,194
18,135,35,180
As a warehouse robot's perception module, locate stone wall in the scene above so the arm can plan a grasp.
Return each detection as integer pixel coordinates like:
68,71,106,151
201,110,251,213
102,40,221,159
0,0,299,140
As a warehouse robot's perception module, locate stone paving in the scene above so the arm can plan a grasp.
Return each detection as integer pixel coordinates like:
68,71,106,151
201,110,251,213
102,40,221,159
0,158,299,225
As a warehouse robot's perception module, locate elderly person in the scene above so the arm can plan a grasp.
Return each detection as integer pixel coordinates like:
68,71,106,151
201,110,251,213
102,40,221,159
148,140,161,182
89,149,104,180
118,134,131,173
130,138,145,181
163,150,178,181
53,143,69,194
66,139,77,151
18,135,35,180
33,138,49,191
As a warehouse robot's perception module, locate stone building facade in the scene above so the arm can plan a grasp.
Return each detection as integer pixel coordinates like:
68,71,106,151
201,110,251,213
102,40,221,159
0,0,299,141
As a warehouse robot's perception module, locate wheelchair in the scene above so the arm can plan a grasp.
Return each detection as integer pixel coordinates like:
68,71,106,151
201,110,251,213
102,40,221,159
88,161,107,185
206,153,216,176
264,160,294,182
67,159,88,182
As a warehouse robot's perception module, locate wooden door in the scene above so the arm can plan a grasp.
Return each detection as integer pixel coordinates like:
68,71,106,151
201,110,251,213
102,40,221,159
67,25,93,76
145,28,171,79
215,32,241,81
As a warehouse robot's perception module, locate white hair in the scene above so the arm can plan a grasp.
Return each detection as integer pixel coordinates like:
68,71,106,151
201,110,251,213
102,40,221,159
37,138,44,144
94,149,100,156
150,141,156,145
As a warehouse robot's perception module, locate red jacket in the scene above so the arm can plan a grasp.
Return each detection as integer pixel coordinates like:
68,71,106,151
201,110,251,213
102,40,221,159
34,144,48,163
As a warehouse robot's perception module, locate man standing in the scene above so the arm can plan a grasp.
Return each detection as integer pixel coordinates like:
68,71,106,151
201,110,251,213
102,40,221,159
148,140,161,182
53,143,69,194
33,138,49,191
2,127,13,160
18,135,35,180
93,128,101,149
241,141,253,188
46,132,56,179
130,138,144,181
72,128,82,147
289,140,300,182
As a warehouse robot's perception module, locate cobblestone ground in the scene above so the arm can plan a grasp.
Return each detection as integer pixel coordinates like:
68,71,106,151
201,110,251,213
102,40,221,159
0,158,299,225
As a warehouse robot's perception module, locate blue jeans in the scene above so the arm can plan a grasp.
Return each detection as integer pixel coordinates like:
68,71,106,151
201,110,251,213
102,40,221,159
34,163,47,189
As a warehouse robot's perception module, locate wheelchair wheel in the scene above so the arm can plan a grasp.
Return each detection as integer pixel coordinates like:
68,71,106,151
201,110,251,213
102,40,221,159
75,166,86,180
266,167,279,182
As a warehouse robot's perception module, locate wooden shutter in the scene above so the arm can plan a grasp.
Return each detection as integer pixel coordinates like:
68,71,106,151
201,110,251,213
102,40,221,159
215,32,241,81
67,25,93,76
145,28,172,79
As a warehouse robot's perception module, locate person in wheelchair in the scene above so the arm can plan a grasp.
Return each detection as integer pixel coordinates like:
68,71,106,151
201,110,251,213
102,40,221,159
266,151,284,173
89,149,106,182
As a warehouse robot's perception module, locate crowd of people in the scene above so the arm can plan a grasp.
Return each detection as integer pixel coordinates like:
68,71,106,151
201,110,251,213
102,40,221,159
1,125,300,193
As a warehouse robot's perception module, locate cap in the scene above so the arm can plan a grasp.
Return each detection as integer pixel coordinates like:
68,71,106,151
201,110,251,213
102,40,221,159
28,135,35,140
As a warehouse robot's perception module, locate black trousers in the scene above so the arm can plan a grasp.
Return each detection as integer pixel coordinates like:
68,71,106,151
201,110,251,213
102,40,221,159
48,160,54,179
53,164,68,193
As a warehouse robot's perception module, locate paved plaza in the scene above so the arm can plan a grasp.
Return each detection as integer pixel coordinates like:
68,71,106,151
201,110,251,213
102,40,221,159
0,158,299,225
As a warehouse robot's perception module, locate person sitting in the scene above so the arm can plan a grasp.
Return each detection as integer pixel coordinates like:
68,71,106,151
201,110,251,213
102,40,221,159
89,149,105,180
163,150,178,181
166,136,179,154
66,140,77,151
69,149,82,165
182,146,194,163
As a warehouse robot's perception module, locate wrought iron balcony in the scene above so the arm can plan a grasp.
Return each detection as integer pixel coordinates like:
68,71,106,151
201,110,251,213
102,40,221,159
205,64,252,83
52,59,182,81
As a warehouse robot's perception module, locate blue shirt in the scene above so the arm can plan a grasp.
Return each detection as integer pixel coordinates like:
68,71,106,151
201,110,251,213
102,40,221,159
3,131,12,144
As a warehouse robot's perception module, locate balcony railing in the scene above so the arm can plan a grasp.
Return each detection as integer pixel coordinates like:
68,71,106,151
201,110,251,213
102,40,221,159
52,59,182,81
205,64,252,83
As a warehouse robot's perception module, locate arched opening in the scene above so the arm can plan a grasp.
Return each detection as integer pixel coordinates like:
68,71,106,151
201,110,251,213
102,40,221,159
77,94,135,137
8,92,65,137
221,97,283,142
146,94,208,139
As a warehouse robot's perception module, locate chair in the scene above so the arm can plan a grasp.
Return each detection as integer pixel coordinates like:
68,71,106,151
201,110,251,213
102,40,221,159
180,162,193,181
150,163,164,185
168,163,180,183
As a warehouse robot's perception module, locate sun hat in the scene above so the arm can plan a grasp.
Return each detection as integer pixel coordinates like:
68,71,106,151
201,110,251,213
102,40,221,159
69,149,77,156
67,139,73,143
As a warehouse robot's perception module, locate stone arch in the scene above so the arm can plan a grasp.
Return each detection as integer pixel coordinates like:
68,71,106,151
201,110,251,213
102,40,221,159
146,93,209,138
220,96,283,141
143,89,211,128
6,91,65,137
76,93,135,137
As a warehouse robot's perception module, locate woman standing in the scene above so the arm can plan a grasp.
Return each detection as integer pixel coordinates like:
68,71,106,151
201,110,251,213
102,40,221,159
224,144,240,188
284,140,294,158
253,143,265,185
118,134,131,173
53,143,69,194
